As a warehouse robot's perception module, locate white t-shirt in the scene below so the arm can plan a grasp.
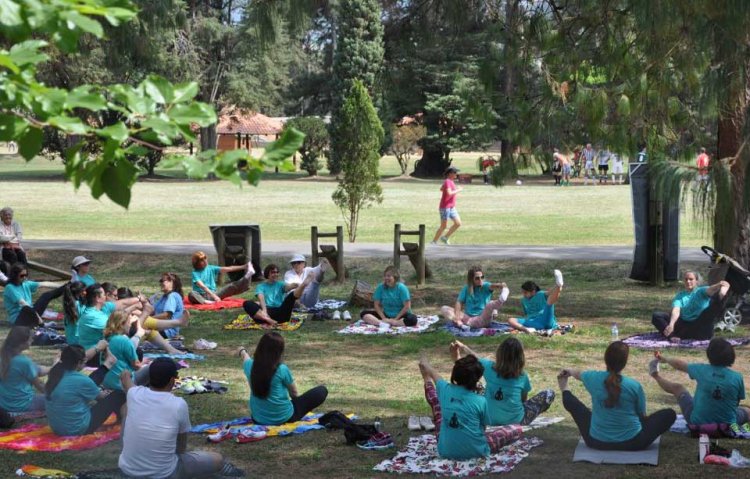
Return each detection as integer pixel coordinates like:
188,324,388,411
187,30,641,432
598,150,611,166
284,266,317,286
119,386,191,479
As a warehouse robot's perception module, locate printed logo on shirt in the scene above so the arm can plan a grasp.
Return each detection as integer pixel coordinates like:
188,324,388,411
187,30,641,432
712,386,723,400
448,413,460,429
494,387,504,401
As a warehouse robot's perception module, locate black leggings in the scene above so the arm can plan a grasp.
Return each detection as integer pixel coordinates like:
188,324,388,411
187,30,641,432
243,292,296,323
85,390,126,434
563,390,676,450
360,309,418,327
289,386,329,423
2,248,27,266
15,284,69,327
652,293,728,340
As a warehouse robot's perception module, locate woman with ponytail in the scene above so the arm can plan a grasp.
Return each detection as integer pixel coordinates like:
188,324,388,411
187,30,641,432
0,327,52,413
558,341,676,450
45,345,127,436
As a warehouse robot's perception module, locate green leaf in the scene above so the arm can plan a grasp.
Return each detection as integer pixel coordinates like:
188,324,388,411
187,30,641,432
64,144,86,189
8,40,49,66
182,156,215,179
48,116,88,135
0,116,28,141
260,127,305,165
246,168,263,186
216,149,248,177
172,82,199,103
617,94,630,117
143,76,174,104
18,127,43,161
97,122,129,143
65,86,107,111
0,0,22,27
0,54,19,74
62,11,104,38
160,154,188,169
141,117,180,139
101,160,138,208
168,103,216,126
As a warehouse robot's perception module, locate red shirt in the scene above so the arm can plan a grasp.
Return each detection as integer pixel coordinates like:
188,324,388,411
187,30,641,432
439,179,458,208
697,153,710,175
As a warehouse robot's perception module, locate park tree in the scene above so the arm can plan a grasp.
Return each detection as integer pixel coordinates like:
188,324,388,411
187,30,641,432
285,116,329,176
332,80,384,242
328,0,384,175
389,123,426,175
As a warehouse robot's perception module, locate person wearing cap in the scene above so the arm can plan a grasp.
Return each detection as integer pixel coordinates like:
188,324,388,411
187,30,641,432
71,256,95,287
188,251,255,304
119,358,245,478
283,254,330,308
431,166,463,245
0,206,27,267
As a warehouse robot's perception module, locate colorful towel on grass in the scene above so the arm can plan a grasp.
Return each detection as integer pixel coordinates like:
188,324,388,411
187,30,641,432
669,414,750,438
143,352,205,361
521,416,565,432
309,299,348,310
16,465,74,477
0,418,119,452
224,312,305,331
443,321,513,337
9,410,46,420
191,412,354,436
623,332,750,350
337,316,440,335
183,297,245,311
374,434,543,476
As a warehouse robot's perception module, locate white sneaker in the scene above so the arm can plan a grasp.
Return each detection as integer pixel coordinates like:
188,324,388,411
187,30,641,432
553,269,564,287
0,271,8,282
333,310,341,320
500,287,509,302
342,311,352,321
460,324,471,332
525,327,536,334
407,416,421,431
193,338,217,350
430,240,438,245
440,236,450,245
419,416,435,431
244,261,255,280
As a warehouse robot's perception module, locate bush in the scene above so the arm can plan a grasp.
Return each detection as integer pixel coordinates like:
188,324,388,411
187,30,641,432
285,116,329,176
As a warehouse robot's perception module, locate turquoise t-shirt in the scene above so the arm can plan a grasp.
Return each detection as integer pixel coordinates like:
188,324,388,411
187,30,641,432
672,286,711,321
436,379,490,460
191,265,221,293
458,282,493,317
373,282,411,318
64,300,86,346
521,290,547,318
255,281,287,309
0,354,38,412
581,370,645,442
46,370,100,436
243,358,294,425
479,358,531,425
3,281,39,324
102,334,138,391
77,274,96,287
688,363,746,425
77,302,117,351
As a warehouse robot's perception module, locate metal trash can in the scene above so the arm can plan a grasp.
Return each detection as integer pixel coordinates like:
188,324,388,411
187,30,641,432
209,224,261,281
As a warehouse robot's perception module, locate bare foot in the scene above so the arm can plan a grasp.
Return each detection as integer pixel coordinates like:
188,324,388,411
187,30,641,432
179,310,190,328
557,371,569,391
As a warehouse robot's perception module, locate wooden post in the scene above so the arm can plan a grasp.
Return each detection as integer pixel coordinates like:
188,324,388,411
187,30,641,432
336,225,344,283
417,224,426,285
393,224,401,270
311,226,319,266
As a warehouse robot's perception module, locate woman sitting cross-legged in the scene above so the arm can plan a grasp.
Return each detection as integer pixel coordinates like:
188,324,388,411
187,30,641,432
45,345,127,436
144,272,190,339
507,270,564,333
440,265,509,331
452,338,555,426
559,341,676,450
0,327,52,414
238,332,327,425
418,355,523,460
242,264,313,327
360,266,417,332
188,251,255,304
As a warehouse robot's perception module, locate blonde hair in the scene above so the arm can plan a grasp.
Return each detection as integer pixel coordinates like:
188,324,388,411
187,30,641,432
104,311,130,338
191,251,208,269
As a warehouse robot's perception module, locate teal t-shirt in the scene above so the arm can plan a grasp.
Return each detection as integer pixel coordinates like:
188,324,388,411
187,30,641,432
0,354,38,412
479,358,531,425
255,281,287,309
77,274,96,287
688,363,746,425
243,358,294,425
191,265,221,293
64,300,85,346
581,370,645,442
102,334,138,391
153,292,184,320
672,286,711,321
373,282,411,318
458,282,493,317
77,302,117,350
521,290,547,318
46,370,100,436
436,379,490,460
3,281,39,324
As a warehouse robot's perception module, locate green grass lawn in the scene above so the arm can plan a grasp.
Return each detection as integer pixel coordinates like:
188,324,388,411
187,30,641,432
0,250,747,478
0,153,709,246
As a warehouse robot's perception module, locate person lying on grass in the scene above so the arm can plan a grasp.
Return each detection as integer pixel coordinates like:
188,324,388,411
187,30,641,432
242,264,313,328
558,341,676,450
507,269,564,334
649,337,750,436
188,251,255,305
440,265,509,331
238,332,328,425
360,266,417,331
451,338,555,426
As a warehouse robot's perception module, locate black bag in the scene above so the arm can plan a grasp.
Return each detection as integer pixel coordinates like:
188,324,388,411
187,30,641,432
344,423,379,444
318,410,353,430
0,407,15,429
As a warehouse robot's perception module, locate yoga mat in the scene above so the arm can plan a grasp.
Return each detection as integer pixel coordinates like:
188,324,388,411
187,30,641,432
337,316,440,335
143,352,205,361
572,436,660,465
0,416,119,452
183,297,245,311
623,332,750,350
443,321,513,337
224,312,305,331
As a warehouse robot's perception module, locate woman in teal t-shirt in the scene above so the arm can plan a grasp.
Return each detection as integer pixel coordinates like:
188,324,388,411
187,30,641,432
361,266,418,331
45,345,126,436
238,332,327,425
508,269,564,333
0,327,52,413
187,250,255,304
440,265,510,330
418,355,522,460
2,264,67,327
102,311,148,391
559,341,676,450
452,337,555,425
242,264,313,327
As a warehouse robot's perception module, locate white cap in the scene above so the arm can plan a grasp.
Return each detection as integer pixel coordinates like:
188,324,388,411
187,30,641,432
289,253,306,264
71,256,92,268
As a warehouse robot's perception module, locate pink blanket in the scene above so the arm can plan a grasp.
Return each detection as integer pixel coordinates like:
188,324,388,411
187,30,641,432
182,297,245,311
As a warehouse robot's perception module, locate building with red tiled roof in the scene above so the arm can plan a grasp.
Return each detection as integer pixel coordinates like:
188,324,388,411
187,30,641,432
215,107,285,151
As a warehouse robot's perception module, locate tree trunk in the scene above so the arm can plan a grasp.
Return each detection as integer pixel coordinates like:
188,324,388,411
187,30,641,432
412,141,450,177
200,124,217,151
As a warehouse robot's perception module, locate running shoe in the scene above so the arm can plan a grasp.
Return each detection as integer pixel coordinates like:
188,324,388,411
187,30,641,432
236,428,267,444
356,432,395,450
207,424,234,443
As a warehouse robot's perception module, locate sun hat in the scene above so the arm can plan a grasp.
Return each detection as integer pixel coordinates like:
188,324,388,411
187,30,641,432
289,254,306,264
71,256,92,268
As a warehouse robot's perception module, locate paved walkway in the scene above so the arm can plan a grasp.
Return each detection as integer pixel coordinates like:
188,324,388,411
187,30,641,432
23,239,707,262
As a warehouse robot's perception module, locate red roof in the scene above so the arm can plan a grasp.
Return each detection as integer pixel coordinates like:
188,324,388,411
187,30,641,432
216,107,284,135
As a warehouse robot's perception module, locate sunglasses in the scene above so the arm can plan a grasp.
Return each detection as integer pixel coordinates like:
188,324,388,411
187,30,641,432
474,275,484,280
19,274,28,278
270,270,280,274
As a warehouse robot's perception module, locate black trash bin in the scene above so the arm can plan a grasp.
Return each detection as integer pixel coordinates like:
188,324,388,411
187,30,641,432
209,224,262,282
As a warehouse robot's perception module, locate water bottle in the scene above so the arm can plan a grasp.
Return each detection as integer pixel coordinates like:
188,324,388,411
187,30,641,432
491,309,498,322
611,323,619,342
699,433,709,463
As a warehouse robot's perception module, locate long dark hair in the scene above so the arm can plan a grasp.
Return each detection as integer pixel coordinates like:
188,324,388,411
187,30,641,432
466,265,482,296
45,345,85,399
603,341,629,408
63,282,85,325
0,327,32,380
451,355,484,391
160,272,183,298
8,263,27,286
250,332,285,399
84,284,104,307
495,337,525,379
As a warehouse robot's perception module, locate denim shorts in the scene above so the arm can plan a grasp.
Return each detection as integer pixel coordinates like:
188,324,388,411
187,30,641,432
439,207,459,221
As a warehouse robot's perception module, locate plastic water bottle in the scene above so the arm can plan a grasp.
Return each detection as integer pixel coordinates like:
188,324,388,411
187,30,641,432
491,309,498,322
699,433,709,463
611,323,619,342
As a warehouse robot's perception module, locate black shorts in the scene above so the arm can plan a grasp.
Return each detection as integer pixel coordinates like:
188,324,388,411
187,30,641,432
360,310,418,327
598,165,609,173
